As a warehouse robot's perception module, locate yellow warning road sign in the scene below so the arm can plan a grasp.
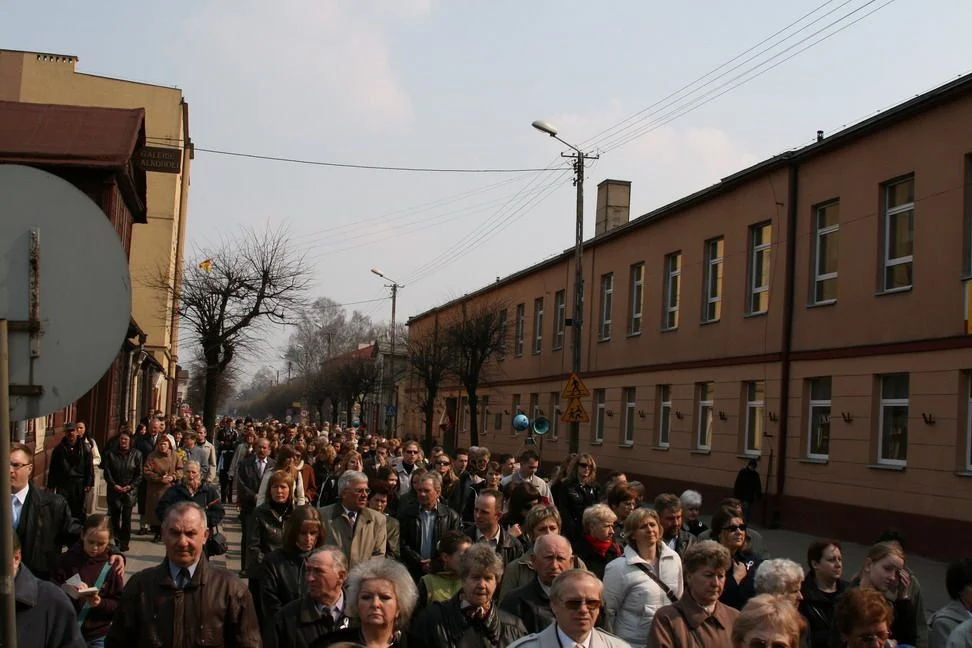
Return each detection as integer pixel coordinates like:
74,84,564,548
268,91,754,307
561,397,590,424
561,373,590,400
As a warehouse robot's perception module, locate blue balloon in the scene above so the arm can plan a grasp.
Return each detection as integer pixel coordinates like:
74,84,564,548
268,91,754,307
512,413,530,431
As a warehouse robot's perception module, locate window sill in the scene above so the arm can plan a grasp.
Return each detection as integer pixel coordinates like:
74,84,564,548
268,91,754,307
954,470,972,478
690,449,712,456
590,440,604,446
618,442,635,449
700,319,721,327
652,445,671,452
661,326,678,334
875,286,913,297
532,351,541,356
800,457,829,465
552,345,563,352
743,311,768,319
737,453,762,460
807,299,837,309
866,463,906,472
626,331,642,338
597,337,611,344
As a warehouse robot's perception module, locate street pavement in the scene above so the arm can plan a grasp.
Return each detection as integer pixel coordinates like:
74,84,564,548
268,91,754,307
117,507,951,615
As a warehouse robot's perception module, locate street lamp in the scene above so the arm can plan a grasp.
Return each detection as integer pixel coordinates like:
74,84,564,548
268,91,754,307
532,120,599,456
371,268,403,438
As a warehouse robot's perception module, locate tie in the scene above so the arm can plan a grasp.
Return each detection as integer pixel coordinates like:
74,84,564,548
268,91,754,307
177,567,191,589
347,511,357,527
11,495,21,529
258,459,265,477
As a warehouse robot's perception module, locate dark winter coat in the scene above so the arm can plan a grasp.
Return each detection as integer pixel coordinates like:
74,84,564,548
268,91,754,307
102,448,143,508
398,500,463,579
246,502,294,578
799,574,849,648
50,542,124,640
47,437,93,489
236,454,275,512
720,550,762,610
260,548,307,633
499,577,555,634
575,537,623,581
15,485,81,580
552,480,602,544
14,564,85,648
264,593,352,648
733,466,763,503
462,522,526,567
155,482,225,529
409,593,528,648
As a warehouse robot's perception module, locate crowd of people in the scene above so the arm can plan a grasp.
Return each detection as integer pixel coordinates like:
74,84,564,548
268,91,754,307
9,414,972,648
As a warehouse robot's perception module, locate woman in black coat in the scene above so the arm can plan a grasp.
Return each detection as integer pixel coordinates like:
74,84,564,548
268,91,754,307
154,461,224,532
246,470,295,619
711,507,762,610
552,453,602,544
799,539,849,648
258,505,325,639
573,503,623,580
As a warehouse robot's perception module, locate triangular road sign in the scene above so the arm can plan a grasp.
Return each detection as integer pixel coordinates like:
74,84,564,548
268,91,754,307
561,373,590,399
561,397,590,424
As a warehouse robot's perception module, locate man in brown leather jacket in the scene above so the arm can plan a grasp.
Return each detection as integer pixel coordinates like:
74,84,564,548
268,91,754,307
106,501,260,648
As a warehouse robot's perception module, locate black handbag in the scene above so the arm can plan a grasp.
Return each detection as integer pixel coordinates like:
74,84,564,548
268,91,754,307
206,526,228,556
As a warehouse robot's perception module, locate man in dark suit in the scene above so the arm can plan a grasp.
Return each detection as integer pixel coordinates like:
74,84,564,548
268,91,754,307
317,470,386,569
463,489,524,567
46,422,93,524
397,471,461,580
235,437,274,576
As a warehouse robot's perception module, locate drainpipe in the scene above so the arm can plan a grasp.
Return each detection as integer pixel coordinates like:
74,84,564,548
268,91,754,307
775,160,799,526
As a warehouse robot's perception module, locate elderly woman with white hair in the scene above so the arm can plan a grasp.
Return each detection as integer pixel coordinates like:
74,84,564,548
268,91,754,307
574,503,623,580
680,489,708,537
755,558,805,605
323,556,418,648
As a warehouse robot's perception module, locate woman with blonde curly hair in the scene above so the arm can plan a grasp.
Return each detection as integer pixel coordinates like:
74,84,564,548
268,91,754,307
732,594,806,648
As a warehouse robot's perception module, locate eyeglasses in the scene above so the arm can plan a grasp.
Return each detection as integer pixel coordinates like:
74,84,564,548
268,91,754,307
10,462,30,470
724,524,748,532
436,461,451,466
561,598,602,611
577,462,590,468
351,488,371,495
853,632,890,647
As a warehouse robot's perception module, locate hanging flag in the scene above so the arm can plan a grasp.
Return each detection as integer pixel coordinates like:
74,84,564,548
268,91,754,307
198,258,213,273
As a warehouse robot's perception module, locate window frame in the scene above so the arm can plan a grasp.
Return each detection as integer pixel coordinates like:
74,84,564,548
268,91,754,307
514,303,525,357
593,389,606,443
702,238,724,323
658,384,672,448
881,176,915,293
663,252,681,331
697,382,714,450
532,297,543,355
807,377,832,461
877,374,909,467
628,263,644,335
599,273,614,340
747,223,772,315
553,289,566,350
550,392,561,441
812,201,840,305
622,387,636,446
744,381,765,456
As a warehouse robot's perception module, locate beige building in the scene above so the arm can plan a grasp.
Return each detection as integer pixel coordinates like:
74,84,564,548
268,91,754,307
406,73,972,559
0,49,192,420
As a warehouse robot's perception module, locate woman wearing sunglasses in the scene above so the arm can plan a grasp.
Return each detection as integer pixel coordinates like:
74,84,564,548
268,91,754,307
552,454,601,545
712,507,762,610
732,594,806,648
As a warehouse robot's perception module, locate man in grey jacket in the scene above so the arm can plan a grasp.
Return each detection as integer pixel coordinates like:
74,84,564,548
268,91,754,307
507,569,631,648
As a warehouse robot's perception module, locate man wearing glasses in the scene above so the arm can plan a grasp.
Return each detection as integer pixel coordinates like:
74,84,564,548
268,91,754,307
393,440,422,496
318,470,386,568
508,569,632,648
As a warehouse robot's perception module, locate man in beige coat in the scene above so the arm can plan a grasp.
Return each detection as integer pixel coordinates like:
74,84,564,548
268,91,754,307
318,470,386,569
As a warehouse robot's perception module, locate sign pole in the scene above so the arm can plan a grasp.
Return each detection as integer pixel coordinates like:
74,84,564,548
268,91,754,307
0,319,18,648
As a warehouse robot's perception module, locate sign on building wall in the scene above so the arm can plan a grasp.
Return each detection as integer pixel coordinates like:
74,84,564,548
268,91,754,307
138,146,182,173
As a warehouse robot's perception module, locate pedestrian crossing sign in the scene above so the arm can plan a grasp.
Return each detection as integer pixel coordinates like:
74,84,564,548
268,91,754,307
561,397,590,423
561,373,590,399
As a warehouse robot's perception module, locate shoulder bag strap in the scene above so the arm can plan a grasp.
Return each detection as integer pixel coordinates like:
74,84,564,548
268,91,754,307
633,562,679,604
76,561,113,625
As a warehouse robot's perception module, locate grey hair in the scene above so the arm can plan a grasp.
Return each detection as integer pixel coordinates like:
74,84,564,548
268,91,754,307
755,558,805,595
581,503,617,534
345,557,418,627
162,501,206,530
680,489,703,508
417,470,443,492
549,569,602,602
309,545,349,573
338,470,369,494
184,460,202,473
459,542,504,580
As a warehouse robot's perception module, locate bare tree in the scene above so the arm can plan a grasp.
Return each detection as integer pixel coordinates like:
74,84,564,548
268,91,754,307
334,355,381,425
185,356,239,416
444,301,507,447
407,318,450,452
171,227,310,429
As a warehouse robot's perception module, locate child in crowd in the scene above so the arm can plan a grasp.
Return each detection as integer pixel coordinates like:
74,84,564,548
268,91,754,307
417,531,472,609
51,513,125,648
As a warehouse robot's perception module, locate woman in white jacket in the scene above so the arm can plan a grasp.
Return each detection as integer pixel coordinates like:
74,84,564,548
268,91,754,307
603,507,684,648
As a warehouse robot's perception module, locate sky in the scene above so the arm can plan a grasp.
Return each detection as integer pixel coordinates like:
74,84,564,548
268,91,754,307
3,0,971,375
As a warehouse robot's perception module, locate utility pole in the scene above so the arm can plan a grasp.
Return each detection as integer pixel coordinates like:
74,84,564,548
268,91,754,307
532,120,598,455
371,268,404,438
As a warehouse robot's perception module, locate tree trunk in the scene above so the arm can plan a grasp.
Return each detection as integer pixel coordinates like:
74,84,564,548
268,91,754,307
468,391,479,447
423,404,435,454
202,361,220,433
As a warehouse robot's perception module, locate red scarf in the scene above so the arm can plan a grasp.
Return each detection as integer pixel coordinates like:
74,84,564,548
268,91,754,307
584,534,614,558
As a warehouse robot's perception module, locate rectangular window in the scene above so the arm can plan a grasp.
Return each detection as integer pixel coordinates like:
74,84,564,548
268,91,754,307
748,223,771,314
744,381,765,455
658,385,672,448
807,377,832,460
703,238,724,323
622,387,636,445
593,389,606,443
813,202,839,303
550,392,561,440
513,394,521,414
533,297,544,354
599,273,613,340
628,263,644,335
494,412,503,431
878,374,909,466
553,289,566,350
529,392,540,422
663,253,681,330
498,309,507,360
883,177,915,291
514,303,525,357
697,382,714,450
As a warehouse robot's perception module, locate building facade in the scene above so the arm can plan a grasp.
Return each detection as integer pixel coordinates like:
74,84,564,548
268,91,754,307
405,73,972,559
0,49,192,419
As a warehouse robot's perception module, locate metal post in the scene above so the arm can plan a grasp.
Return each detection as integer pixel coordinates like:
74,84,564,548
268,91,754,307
1,319,18,648
389,284,398,438
569,156,584,455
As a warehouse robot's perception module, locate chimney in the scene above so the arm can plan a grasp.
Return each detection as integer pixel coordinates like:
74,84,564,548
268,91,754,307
816,130,824,142
595,179,631,236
